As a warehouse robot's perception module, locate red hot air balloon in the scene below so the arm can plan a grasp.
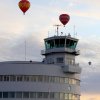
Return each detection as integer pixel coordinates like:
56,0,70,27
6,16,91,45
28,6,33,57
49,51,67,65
18,0,30,15
59,14,70,26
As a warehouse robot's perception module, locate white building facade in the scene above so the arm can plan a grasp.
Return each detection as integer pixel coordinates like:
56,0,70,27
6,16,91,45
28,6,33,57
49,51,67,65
0,35,81,100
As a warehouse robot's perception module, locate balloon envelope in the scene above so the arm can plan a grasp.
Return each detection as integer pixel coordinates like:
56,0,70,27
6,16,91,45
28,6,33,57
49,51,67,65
59,14,70,26
88,61,92,65
18,0,30,14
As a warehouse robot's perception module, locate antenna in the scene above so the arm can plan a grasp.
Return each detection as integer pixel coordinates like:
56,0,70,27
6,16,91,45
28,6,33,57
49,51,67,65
54,24,61,36
73,25,77,37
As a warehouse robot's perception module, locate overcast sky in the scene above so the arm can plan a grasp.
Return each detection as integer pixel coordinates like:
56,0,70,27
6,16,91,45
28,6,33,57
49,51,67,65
0,0,100,100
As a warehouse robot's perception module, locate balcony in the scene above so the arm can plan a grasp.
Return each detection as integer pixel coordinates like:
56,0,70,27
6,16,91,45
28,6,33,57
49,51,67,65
41,48,80,55
62,64,81,74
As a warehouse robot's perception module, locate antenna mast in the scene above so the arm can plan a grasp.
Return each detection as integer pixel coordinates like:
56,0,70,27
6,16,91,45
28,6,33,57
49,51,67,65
73,25,77,37
54,24,61,36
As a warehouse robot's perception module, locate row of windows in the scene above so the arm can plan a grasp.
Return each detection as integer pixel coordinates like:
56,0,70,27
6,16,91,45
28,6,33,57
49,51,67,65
45,39,77,50
0,91,80,100
0,75,80,85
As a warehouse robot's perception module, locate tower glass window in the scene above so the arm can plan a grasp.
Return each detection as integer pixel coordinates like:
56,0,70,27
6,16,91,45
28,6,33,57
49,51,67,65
45,40,54,49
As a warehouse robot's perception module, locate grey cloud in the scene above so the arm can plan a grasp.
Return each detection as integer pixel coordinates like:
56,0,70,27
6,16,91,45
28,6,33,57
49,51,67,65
0,32,44,61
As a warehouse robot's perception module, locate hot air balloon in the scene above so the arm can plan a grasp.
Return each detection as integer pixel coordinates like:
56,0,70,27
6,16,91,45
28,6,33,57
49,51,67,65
88,61,92,65
59,14,70,26
18,0,30,15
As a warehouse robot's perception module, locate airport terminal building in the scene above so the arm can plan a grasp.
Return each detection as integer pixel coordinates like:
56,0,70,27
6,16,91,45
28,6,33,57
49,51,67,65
0,34,81,100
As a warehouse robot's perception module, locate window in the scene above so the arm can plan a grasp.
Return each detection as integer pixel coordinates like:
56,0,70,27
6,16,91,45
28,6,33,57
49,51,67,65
64,78,68,83
38,76,43,82
10,75,16,81
3,92,8,98
0,76,3,81
44,76,49,82
17,76,23,81
64,93,68,99
57,57,64,63
24,76,29,81
60,77,64,83
69,78,72,84
23,92,29,98
4,76,9,81
30,75,37,82
37,92,43,98
8,92,15,98
50,92,54,98
60,93,64,100
49,76,55,82
30,92,36,98
69,94,73,99
43,92,49,98
16,92,22,98
0,91,80,99
55,39,60,48
54,93,60,99
59,39,65,47
0,75,80,85
55,76,60,83
45,40,54,49
0,92,2,98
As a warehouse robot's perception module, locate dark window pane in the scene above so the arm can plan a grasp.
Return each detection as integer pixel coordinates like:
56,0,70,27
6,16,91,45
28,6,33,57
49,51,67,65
59,39,65,47
16,92,22,98
17,76,23,81
24,76,29,81
37,92,43,98
55,39,59,48
43,92,49,98
30,92,36,98
0,76,3,81
10,75,16,81
57,57,63,63
38,76,43,82
23,92,29,98
3,92,8,98
44,76,49,82
50,92,54,98
4,76,9,81
0,92,2,98
8,92,15,98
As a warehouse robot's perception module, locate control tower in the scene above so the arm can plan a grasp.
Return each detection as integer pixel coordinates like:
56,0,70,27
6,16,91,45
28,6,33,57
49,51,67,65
42,33,81,74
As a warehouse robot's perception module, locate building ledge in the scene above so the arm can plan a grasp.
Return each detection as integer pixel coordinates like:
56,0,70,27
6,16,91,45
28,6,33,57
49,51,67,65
62,64,81,74
41,48,80,55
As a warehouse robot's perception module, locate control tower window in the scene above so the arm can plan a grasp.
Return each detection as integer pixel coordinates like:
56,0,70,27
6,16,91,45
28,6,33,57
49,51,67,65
60,39,65,47
57,57,64,63
45,40,54,49
55,39,65,48
66,39,77,49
